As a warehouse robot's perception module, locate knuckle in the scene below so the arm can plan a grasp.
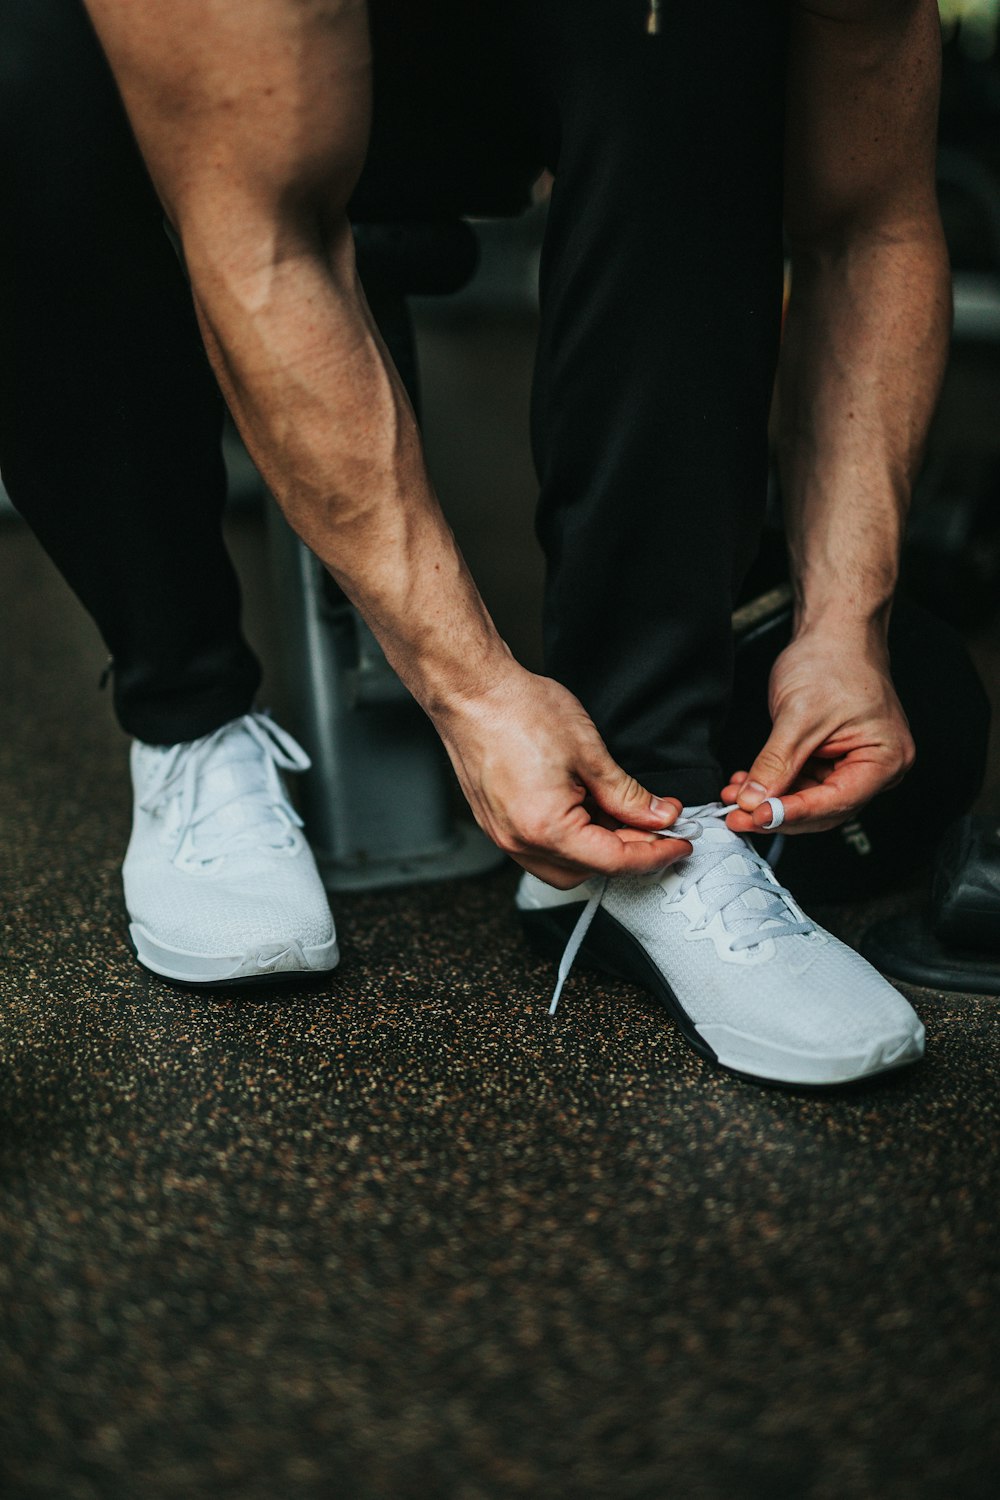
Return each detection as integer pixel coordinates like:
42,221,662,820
883,745,915,791
515,816,550,851
585,756,625,790
615,775,646,808
755,747,789,777
495,827,529,857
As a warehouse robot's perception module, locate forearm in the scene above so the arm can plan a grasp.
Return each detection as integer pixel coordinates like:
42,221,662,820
781,0,950,643
81,0,516,721
187,219,516,718
778,222,951,639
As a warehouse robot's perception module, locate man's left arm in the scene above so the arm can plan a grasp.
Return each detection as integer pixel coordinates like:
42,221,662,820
726,0,951,834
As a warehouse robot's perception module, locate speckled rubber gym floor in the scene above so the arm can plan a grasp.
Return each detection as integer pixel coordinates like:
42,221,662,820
4,294,1000,1500
3,511,1000,1500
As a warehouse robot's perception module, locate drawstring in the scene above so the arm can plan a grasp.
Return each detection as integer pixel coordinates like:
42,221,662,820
646,1,662,36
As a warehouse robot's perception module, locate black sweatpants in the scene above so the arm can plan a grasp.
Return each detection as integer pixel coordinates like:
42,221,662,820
0,1,788,804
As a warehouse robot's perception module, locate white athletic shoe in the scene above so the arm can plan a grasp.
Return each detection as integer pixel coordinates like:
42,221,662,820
516,803,924,1087
123,712,339,985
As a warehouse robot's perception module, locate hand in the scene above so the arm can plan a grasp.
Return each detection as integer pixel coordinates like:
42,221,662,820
433,666,692,888
721,627,915,836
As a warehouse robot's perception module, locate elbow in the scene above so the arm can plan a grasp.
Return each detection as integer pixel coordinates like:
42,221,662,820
785,199,951,297
176,200,358,320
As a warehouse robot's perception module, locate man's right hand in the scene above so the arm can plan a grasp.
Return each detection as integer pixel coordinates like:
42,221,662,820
433,666,691,889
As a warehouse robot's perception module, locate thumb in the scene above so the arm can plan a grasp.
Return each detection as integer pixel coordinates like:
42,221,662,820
583,752,680,831
736,728,808,813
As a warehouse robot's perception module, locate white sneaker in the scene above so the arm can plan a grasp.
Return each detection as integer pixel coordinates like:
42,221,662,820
516,803,924,1087
123,712,338,985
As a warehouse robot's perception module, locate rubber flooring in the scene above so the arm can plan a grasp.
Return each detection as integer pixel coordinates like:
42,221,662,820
2,497,1000,1500
4,281,1000,1499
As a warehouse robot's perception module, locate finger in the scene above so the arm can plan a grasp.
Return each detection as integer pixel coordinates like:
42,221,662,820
615,826,671,843
721,774,749,806
736,724,814,813
721,804,785,835
585,804,682,836
724,765,826,830
581,752,682,832
731,759,887,835
575,825,693,876
524,827,693,888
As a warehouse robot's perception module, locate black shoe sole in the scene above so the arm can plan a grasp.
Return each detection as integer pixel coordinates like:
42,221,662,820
519,902,721,1071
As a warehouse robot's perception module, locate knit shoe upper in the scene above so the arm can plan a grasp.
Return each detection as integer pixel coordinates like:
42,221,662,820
517,804,924,1086
123,713,338,984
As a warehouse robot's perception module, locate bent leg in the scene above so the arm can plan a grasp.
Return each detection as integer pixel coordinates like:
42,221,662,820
530,0,788,803
0,0,260,742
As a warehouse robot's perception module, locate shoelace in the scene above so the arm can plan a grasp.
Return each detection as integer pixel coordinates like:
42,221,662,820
548,799,808,1015
139,712,310,864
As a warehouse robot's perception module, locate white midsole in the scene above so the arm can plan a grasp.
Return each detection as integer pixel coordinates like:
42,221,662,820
697,1021,925,1085
129,923,340,983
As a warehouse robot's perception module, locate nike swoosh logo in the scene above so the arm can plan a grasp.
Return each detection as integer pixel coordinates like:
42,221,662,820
256,946,295,971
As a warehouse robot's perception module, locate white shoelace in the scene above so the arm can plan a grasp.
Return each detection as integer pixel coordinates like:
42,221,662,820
548,799,809,1015
139,712,310,864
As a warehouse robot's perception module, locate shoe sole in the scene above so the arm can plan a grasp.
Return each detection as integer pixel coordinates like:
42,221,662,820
519,904,924,1089
128,923,340,990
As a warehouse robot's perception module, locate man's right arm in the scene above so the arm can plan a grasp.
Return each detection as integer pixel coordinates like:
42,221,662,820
81,0,687,884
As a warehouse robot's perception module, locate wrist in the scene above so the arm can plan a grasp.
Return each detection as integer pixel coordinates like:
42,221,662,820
415,638,525,725
791,580,895,646
790,605,893,660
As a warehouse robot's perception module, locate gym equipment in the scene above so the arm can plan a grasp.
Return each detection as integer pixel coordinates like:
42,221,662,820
901,450,1000,630
269,524,502,892
861,814,1000,993
933,812,1000,950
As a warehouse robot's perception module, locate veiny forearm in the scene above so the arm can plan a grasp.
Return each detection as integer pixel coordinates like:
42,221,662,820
778,224,951,637
187,221,516,718
781,0,951,643
80,0,515,719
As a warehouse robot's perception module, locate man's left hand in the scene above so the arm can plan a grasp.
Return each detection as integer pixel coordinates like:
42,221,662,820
720,628,915,835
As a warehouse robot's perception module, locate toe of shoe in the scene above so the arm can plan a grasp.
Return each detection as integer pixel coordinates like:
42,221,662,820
697,1013,924,1087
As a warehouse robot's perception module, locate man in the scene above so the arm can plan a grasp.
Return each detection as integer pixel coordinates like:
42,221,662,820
1,1,949,1083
